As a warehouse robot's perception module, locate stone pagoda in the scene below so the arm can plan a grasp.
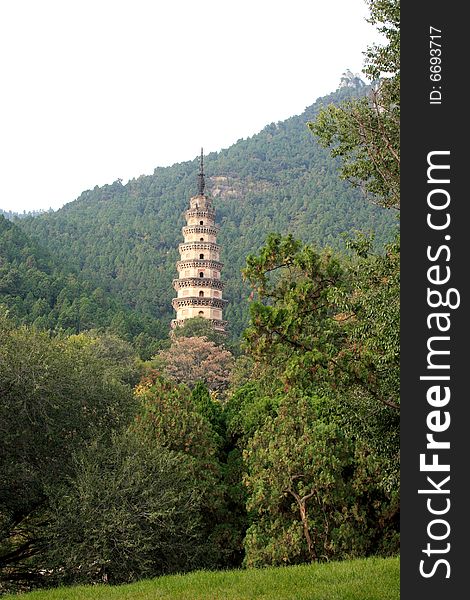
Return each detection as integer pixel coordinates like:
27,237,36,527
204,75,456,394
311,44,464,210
171,149,227,332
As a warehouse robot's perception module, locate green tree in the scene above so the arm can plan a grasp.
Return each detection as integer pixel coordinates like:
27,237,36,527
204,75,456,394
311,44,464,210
134,374,221,464
243,233,347,393
243,394,396,566
243,233,399,412
134,374,245,568
44,430,207,585
0,313,135,591
67,330,143,386
238,232,400,564
172,317,227,346
191,381,225,441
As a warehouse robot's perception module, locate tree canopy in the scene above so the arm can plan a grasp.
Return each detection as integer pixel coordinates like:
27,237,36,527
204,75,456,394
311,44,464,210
0,315,136,590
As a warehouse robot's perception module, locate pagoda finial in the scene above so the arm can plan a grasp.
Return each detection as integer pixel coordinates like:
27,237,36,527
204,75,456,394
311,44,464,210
197,147,205,195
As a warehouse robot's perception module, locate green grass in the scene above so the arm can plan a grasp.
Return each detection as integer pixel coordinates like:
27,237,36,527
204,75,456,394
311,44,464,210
4,556,399,600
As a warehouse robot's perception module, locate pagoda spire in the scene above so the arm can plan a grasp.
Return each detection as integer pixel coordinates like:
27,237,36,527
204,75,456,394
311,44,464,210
197,147,205,195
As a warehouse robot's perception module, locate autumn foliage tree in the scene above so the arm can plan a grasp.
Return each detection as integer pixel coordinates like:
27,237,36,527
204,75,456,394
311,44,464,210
154,336,234,393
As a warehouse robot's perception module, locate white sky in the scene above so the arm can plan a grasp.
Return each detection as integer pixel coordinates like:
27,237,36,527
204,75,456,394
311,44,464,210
0,0,379,213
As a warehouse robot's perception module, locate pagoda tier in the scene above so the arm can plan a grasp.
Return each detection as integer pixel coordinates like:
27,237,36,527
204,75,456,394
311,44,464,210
173,277,225,291
185,208,216,221
172,297,228,311
176,259,223,271
171,150,228,332
178,241,220,254
182,225,219,235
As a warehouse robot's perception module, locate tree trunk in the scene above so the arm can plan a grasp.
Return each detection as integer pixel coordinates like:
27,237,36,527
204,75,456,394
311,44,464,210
299,502,317,561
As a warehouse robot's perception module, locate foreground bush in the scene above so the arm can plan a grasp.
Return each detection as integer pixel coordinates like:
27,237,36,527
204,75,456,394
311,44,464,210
44,431,208,585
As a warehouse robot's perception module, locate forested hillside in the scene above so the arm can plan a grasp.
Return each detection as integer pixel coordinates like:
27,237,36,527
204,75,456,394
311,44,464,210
15,79,397,345
0,216,165,356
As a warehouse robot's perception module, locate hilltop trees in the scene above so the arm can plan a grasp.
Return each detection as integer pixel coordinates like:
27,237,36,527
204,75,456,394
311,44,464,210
12,76,396,346
0,215,164,357
310,0,400,209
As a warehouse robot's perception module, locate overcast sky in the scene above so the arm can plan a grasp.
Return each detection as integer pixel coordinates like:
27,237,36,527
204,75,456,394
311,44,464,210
0,0,379,213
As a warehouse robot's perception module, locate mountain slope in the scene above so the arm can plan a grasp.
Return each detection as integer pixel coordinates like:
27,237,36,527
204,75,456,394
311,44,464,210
0,215,164,352
17,81,397,341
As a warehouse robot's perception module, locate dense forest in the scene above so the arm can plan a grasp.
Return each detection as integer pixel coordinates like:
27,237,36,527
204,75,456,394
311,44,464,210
3,74,396,354
0,215,167,358
0,0,399,594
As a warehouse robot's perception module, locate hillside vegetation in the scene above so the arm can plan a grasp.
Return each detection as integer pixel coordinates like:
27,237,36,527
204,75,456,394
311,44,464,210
12,80,396,347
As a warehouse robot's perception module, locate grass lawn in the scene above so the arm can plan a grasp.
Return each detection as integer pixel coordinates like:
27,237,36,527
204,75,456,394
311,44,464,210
4,556,399,600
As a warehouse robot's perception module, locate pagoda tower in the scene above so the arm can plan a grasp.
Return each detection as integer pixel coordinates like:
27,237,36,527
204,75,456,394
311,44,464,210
171,149,228,332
